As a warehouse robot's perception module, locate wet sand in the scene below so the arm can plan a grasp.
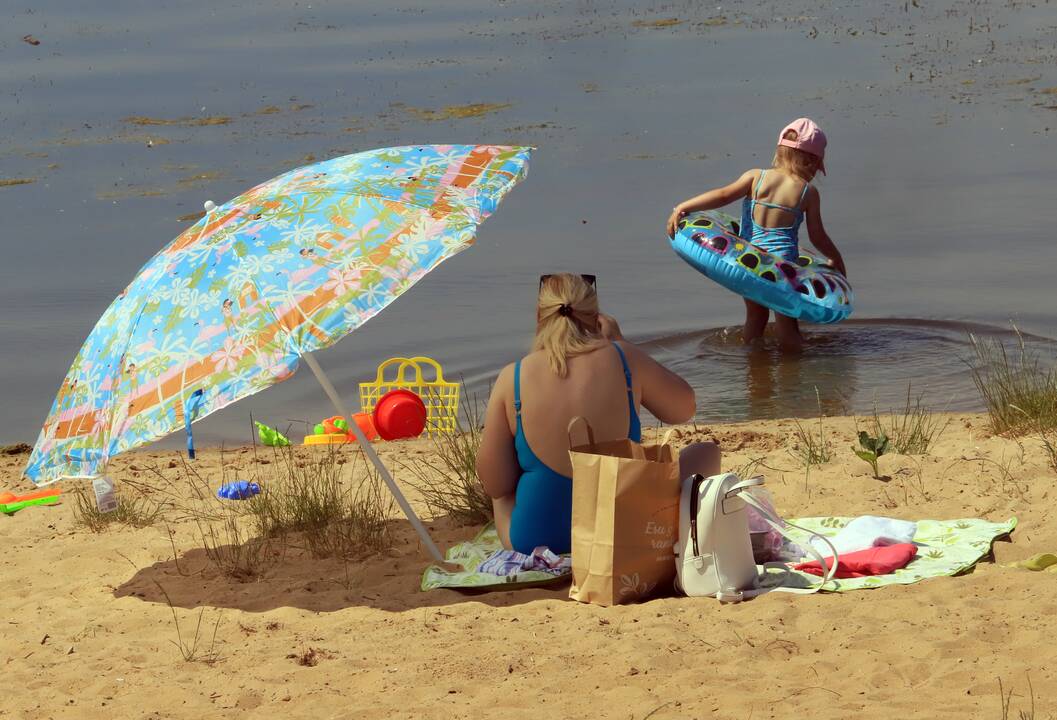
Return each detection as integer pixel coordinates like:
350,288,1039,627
2,412,1055,718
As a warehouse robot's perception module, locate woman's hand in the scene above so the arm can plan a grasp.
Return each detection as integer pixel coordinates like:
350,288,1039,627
598,313,625,342
666,206,685,238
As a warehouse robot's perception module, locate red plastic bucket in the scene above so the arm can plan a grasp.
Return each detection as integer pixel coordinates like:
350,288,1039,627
372,389,427,440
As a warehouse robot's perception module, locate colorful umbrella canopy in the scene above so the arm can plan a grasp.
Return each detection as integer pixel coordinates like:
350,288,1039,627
25,145,531,485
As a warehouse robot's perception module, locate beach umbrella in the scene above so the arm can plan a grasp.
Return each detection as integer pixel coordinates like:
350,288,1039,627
24,144,532,562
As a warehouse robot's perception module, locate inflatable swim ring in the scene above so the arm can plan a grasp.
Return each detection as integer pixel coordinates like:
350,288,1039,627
670,211,853,324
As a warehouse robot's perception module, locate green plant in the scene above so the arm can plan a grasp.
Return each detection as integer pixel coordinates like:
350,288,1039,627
72,485,162,532
400,383,492,525
854,430,890,478
968,330,1057,436
872,384,950,454
789,389,831,467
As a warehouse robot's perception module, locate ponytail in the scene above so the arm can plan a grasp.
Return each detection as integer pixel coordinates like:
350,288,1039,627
534,274,605,377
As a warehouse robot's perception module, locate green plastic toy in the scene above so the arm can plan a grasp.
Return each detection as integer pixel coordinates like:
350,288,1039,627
1,495,61,515
255,421,290,447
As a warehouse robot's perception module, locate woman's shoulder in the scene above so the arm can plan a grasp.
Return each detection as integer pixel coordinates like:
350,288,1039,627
489,361,517,398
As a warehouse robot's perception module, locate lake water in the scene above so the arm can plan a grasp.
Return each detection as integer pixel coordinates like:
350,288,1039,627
2,0,1056,446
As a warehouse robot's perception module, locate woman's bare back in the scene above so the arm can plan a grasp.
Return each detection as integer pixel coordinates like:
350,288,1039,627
506,343,637,476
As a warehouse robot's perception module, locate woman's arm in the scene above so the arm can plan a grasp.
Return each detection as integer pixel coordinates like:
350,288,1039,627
666,170,757,238
476,363,521,499
804,188,847,277
620,341,696,424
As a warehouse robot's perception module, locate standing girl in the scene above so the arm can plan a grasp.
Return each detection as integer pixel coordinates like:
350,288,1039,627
667,118,846,352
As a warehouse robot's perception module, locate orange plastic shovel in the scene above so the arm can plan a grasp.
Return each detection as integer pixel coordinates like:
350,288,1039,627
0,488,62,504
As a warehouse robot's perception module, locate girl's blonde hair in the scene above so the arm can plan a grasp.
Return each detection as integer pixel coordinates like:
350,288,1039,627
534,273,605,377
772,130,822,181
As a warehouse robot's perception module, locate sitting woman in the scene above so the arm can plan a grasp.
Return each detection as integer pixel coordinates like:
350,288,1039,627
477,273,720,554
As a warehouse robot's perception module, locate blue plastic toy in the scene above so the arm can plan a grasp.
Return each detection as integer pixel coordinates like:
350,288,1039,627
216,481,261,500
670,210,854,324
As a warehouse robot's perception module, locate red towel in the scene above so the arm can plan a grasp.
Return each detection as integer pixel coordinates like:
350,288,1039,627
794,543,918,578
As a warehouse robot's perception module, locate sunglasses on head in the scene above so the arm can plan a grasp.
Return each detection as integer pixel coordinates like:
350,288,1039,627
538,274,597,292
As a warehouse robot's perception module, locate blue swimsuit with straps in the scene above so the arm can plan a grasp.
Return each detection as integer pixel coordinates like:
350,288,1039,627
508,342,642,554
739,169,810,262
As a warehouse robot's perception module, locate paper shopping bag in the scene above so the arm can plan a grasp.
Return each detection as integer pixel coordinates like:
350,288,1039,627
567,417,680,606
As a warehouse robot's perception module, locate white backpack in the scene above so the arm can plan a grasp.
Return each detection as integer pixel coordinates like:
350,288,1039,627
674,473,838,601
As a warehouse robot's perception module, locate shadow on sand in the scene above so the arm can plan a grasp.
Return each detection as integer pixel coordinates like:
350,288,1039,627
113,515,569,614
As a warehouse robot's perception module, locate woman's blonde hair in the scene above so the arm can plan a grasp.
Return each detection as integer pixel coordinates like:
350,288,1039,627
534,273,605,377
772,130,822,181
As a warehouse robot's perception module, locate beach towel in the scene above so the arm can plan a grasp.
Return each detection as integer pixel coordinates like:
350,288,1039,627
775,516,1017,592
477,547,571,576
421,524,572,592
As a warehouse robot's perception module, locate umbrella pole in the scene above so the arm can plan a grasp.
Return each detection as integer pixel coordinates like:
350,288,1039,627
302,352,446,564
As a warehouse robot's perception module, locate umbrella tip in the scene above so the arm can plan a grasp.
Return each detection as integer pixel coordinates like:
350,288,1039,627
203,200,217,212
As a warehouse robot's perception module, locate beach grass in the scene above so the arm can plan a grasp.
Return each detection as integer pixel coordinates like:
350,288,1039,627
399,384,492,526
247,446,394,560
137,442,393,580
72,484,163,531
968,330,1057,436
789,389,831,467
154,580,224,664
872,383,950,455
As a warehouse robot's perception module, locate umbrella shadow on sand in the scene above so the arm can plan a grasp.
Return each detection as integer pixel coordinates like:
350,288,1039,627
113,515,568,613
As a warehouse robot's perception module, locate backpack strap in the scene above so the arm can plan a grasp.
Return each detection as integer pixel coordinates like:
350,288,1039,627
739,491,839,595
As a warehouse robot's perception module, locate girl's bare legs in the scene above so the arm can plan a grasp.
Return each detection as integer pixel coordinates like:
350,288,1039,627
679,441,722,480
743,299,769,344
492,494,515,549
774,313,803,353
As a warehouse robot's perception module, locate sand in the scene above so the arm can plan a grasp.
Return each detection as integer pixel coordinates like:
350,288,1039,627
1,412,1054,719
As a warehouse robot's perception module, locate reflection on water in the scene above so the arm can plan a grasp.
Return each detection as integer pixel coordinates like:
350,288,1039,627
643,319,1057,422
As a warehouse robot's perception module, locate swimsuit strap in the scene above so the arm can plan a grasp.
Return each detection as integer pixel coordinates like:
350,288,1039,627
752,169,796,212
513,360,523,421
753,169,767,201
611,342,636,432
796,180,811,210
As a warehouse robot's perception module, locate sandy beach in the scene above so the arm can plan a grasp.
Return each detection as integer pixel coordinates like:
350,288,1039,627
3,1,1057,718
2,411,1053,719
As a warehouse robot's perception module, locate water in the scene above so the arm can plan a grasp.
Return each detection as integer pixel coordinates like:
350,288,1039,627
2,0,1056,445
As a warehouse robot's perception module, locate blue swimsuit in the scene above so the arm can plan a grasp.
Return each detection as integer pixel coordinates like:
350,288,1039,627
508,343,641,554
739,169,810,262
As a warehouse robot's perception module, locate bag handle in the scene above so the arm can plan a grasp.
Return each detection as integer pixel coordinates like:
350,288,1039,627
404,356,448,384
739,492,840,594
371,357,417,385
567,416,596,451
725,475,765,498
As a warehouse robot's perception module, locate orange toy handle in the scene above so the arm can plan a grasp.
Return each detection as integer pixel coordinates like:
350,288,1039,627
0,487,62,504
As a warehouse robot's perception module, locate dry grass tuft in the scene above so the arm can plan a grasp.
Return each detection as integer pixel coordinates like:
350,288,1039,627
968,330,1057,436
72,485,162,532
399,385,492,526
872,384,950,455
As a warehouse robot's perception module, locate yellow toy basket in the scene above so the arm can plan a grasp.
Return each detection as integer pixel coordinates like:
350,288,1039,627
359,357,460,436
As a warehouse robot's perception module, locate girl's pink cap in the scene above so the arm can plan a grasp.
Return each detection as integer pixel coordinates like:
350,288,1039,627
777,118,827,174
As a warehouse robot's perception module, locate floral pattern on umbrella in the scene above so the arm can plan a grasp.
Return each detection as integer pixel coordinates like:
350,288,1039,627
26,145,531,484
